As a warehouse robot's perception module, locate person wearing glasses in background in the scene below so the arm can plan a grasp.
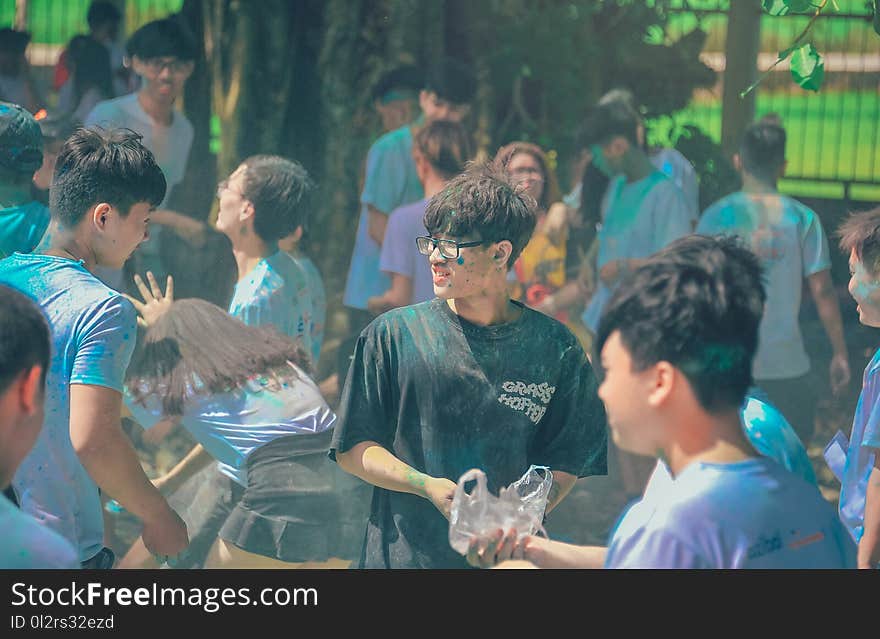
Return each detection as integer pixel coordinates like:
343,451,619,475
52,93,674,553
85,17,204,291
331,163,608,569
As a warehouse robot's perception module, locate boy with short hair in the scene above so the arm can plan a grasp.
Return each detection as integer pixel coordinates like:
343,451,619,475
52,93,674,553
0,101,49,259
835,207,880,568
332,163,608,569
579,100,694,334
698,121,849,443
0,127,188,567
0,284,79,569
86,18,202,287
468,235,853,569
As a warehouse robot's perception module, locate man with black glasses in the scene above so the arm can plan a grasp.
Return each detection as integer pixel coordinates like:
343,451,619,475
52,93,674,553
332,163,608,569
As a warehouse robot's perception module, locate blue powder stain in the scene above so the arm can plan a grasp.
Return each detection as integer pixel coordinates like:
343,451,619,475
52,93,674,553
457,257,465,265
123,333,129,340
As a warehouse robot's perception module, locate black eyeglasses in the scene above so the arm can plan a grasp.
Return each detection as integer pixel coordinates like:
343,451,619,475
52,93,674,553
416,235,484,260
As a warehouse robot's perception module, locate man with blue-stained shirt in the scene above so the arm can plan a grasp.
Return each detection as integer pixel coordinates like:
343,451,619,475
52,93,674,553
579,100,695,336
697,120,850,443
0,127,187,568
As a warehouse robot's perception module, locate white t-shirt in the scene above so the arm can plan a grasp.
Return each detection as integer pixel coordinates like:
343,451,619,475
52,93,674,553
127,363,336,486
85,93,194,205
379,197,435,305
606,457,855,569
697,191,831,379
582,172,694,332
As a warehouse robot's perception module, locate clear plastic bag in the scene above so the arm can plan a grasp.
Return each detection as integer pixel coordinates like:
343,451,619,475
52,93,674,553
448,465,553,555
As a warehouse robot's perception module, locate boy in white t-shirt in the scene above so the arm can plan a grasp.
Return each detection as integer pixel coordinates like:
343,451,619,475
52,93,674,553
85,18,201,288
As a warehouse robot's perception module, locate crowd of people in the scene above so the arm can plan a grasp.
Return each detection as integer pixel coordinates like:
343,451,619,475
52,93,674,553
0,3,878,570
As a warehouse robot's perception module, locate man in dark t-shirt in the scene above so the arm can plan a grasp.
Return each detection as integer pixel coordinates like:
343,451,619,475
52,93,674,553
331,162,608,569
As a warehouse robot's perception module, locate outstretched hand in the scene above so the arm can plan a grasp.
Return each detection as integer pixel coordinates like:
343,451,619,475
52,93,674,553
124,271,174,328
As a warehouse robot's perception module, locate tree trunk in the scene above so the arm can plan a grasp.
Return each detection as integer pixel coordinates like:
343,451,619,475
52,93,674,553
720,0,762,158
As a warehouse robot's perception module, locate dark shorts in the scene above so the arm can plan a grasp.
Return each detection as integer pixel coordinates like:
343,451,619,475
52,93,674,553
755,372,817,445
219,431,368,563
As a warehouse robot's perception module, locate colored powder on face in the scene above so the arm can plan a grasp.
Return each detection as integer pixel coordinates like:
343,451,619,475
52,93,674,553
852,262,880,302
457,257,465,265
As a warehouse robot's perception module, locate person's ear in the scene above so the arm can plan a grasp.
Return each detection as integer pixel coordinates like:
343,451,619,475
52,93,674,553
778,159,787,179
92,202,113,229
646,361,675,409
239,200,254,223
17,365,43,417
493,240,513,269
732,153,742,172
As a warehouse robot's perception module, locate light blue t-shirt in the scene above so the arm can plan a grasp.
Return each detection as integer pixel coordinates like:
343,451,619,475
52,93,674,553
641,393,816,504
126,363,336,486
0,253,137,563
343,124,423,310
697,191,831,380
379,197,435,305
0,196,50,259
582,172,694,331
0,494,79,569
228,251,313,362
292,254,326,365
838,348,880,543
606,457,855,569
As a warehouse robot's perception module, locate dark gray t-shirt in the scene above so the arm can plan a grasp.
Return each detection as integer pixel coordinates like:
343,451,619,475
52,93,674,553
330,298,608,569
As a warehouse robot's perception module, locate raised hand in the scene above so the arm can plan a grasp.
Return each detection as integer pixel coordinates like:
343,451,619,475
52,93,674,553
124,271,174,328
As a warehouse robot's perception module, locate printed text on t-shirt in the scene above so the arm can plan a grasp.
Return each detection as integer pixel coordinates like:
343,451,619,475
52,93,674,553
497,381,557,424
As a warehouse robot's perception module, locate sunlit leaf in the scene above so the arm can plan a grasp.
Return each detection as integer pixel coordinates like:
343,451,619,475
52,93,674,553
790,43,824,91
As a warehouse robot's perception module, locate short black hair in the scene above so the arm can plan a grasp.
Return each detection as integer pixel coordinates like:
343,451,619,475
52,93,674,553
240,155,314,244
739,122,785,183
0,285,50,396
578,101,640,148
87,1,121,29
50,126,166,227
838,206,880,276
126,17,197,62
597,234,765,413
423,162,537,268
425,56,477,106
372,65,423,103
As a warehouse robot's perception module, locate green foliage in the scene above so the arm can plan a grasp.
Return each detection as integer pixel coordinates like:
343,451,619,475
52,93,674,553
762,0,816,14
789,42,825,91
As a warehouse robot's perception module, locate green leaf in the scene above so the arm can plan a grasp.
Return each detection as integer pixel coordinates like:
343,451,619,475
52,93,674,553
787,0,815,12
873,1,880,37
762,0,790,15
790,43,825,91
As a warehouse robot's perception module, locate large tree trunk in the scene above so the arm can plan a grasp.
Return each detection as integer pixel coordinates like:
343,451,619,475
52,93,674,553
721,0,762,158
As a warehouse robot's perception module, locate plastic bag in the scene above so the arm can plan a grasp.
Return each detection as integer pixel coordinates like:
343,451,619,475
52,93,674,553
448,465,553,555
